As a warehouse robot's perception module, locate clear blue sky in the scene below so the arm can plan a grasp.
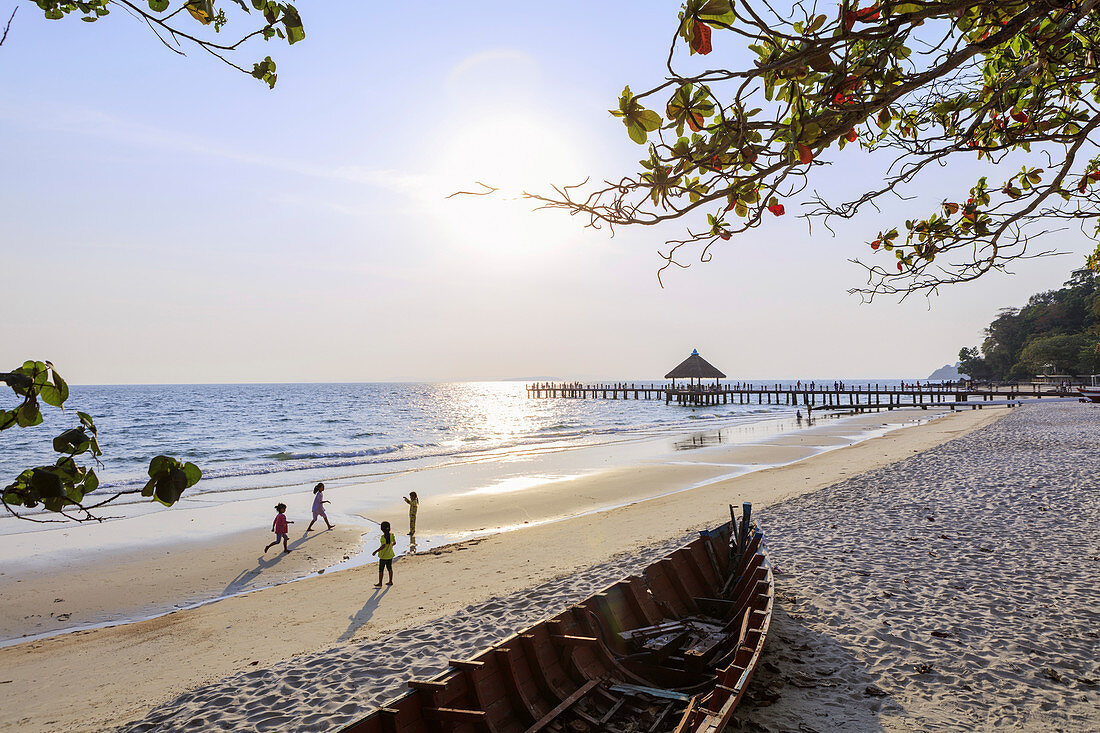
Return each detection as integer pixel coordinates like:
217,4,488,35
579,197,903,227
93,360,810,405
1,2,1091,383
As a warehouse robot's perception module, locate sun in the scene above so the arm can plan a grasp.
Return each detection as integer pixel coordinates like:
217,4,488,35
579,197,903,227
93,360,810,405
434,111,585,197
421,111,590,258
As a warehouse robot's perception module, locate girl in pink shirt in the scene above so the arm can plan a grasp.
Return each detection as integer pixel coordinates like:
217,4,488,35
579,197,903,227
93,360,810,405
264,503,294,553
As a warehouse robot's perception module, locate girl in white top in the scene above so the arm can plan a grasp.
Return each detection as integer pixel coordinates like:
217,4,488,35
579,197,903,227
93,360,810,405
306,482,334,531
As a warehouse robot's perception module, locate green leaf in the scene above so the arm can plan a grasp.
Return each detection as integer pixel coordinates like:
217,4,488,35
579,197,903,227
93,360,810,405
182,462,203,488
148,455,176,478
148,0,170,11
638,110,662,132
53,428,90,455
42,496,67,512
251,56,277,89
698,0,735,23
283,4,304,44
40,371,69,408
30,468,65,498
153,469,189,507
55,456,78,477
16,402,42,428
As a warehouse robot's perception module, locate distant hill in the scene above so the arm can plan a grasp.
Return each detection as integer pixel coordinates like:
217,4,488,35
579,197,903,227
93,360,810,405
958,268,1099,380
928,363,968,380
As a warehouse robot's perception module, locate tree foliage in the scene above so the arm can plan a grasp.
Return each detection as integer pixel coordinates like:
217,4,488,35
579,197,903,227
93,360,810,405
528,0,1100,294
958,268,1100,379
16,0,304,87
1,362,202,522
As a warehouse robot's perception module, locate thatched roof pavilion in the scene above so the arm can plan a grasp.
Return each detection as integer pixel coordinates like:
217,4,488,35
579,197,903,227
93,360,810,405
665,349,726,386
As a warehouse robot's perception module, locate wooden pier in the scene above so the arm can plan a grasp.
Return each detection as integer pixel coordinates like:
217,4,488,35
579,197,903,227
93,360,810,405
526,382,1075,412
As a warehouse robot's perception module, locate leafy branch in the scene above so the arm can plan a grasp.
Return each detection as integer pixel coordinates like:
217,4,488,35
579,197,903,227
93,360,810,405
25,0,305,87
520,0,1100,297
1,361,201,523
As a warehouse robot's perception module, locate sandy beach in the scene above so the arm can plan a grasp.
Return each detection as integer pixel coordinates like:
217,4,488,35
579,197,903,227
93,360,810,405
0,405,1033,732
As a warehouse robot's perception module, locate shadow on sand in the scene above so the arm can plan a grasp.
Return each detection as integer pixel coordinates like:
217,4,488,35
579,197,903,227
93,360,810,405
338,586,390,642
223,528,332,596
732,603,897,732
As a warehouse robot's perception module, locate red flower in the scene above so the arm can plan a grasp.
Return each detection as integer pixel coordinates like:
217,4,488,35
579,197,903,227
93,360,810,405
1010,110,1030,124
796,144,813,165
846,129,858,142
768,203,786,216
870,239,880,250
897,261,904,271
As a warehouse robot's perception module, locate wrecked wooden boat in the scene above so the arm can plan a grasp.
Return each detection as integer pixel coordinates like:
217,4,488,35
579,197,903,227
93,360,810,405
339,503,772,733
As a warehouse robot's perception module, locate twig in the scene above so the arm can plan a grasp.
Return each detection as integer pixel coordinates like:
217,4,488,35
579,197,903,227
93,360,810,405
446,182,499,199
0,7,15,48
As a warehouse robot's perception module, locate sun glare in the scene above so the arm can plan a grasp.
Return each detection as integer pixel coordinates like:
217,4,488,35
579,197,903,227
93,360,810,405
426,112,589,258
436,113,583,195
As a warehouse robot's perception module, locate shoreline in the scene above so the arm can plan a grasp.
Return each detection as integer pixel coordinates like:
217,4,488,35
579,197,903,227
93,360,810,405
1,408,949,647
0,406,1008,732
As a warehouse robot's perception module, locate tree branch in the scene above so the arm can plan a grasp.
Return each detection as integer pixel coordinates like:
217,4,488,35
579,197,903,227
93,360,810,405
0,7,15,48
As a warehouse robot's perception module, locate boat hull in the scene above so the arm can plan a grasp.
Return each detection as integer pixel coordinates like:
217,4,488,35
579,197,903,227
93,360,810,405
338,511,773,733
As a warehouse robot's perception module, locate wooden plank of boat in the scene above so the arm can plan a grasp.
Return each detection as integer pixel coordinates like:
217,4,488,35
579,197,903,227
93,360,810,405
521,678,599,733
608,682,694,702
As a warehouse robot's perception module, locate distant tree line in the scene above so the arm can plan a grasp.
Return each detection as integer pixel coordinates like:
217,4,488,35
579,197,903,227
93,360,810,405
959,268,1100,381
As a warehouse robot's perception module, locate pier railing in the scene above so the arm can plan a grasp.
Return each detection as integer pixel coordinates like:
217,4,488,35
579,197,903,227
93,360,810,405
525,382,1075,411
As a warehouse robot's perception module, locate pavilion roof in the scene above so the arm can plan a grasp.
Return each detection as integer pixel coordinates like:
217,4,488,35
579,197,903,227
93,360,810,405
664,349,726,380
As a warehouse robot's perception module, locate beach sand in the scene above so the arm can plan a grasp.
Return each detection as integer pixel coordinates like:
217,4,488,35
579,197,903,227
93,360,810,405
731,401,1100,732
0,406,1019,732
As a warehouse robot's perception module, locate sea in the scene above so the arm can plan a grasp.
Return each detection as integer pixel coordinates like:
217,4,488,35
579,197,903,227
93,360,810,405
1,380,912,507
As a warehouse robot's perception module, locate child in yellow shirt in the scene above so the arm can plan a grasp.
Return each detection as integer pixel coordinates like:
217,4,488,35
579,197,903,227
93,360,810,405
372,521,397,587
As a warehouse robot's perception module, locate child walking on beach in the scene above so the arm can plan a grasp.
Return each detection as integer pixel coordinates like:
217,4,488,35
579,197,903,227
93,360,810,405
306,482,334,531
372,521,396,587
264,503,293,553
403,491,418,534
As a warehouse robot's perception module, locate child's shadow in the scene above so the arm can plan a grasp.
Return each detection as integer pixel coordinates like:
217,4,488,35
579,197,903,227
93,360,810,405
337,586,390,642
223,533,315,595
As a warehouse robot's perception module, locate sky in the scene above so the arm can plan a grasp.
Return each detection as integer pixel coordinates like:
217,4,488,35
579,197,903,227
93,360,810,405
1,2,1094,383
